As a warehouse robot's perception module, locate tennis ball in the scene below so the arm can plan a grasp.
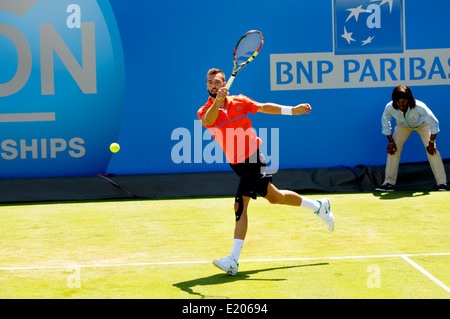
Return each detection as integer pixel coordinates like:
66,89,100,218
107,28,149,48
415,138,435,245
110,143,120,153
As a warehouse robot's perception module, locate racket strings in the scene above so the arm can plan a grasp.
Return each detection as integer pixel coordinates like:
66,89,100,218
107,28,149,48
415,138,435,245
234,33,263,65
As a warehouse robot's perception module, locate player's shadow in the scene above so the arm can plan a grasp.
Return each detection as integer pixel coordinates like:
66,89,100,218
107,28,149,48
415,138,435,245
373,190,430,200
173,262,328,299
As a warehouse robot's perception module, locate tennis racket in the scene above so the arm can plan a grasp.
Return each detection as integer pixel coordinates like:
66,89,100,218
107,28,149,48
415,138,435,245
226,30,264,90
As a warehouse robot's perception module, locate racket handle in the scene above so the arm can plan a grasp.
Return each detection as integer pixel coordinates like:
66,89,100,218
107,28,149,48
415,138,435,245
226,75,235,90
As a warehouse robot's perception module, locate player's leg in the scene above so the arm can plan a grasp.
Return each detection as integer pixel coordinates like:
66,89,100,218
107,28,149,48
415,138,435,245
263,182,301,206
264,182,334,231
234,195,251,240
213,158,256,276
212,195,250,276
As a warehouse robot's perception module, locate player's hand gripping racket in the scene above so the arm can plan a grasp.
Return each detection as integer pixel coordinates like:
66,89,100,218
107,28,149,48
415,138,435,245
226,30,264,90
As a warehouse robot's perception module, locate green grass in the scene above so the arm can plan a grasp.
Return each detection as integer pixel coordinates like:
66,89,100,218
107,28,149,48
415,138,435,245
0,191,449,299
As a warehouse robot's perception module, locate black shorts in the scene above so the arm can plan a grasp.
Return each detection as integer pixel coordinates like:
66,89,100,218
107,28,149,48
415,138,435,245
229,149,273,199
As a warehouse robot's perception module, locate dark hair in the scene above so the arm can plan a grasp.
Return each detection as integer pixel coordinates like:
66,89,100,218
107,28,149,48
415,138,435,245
206,68,225,81
392,85,416,109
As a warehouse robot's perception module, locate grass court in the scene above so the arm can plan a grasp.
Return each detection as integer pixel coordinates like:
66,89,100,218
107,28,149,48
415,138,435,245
0,191,448,299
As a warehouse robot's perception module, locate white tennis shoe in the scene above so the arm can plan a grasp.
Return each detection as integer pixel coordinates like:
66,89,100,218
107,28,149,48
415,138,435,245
212,256,239,276
315,197,335,231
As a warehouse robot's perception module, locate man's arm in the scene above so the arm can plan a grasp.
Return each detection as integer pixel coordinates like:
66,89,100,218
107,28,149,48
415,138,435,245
381,104,397,154
201,88,228,126
257,102,311,115
386,134,397,155
416,103,439,155
427,133,437,155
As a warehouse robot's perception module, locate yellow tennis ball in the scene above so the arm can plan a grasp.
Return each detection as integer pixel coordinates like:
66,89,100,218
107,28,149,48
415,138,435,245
110,143,120,153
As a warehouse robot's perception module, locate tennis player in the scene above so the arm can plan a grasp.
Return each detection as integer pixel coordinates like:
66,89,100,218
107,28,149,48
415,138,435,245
197,68,334,276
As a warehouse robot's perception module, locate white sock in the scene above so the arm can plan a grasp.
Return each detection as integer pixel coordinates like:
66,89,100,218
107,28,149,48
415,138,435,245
230,239,244,261
300,196,320,212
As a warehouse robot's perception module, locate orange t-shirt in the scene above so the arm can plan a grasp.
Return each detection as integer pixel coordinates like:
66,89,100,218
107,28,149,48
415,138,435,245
197,95,261,164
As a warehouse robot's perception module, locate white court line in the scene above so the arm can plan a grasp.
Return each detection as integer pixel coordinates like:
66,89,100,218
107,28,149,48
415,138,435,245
401,255,450,293
0,252,448,271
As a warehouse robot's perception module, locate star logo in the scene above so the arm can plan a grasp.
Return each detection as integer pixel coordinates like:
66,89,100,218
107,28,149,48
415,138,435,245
361,35,375,45
341,26,356,44
345,5,369,22
334,0,404,55
372,0,393,13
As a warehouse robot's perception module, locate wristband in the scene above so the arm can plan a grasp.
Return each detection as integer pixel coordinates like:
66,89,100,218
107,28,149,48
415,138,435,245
429,140,435,144
281,106,293,115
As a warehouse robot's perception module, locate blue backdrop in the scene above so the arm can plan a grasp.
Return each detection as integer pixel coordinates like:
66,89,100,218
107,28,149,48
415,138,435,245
1,0,449,177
